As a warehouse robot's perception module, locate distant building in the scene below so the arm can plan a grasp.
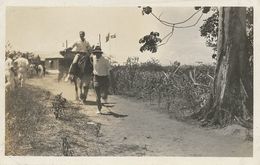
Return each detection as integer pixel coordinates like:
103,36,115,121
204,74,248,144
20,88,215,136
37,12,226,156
42,54,64,74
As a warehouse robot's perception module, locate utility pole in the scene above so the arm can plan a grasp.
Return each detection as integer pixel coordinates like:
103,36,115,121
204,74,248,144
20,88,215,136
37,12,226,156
109,38,111,56
99,34,101,48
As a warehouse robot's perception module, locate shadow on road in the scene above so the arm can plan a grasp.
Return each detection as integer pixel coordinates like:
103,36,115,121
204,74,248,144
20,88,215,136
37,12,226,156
101,111,128,118
82,100,97,105
82,101,117,107
102,103,116,108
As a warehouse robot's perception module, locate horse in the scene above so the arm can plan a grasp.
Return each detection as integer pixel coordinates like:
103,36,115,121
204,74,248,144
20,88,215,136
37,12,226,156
60,50,93,102
71,53,93,102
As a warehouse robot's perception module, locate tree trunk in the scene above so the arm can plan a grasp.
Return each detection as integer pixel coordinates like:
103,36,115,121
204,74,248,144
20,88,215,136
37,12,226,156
197,7,253,127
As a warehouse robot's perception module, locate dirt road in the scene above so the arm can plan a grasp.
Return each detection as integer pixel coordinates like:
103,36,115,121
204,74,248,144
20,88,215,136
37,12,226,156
23,74,252,156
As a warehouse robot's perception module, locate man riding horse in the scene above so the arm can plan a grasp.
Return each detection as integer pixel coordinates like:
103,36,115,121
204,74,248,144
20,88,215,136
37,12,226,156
65,31,93,103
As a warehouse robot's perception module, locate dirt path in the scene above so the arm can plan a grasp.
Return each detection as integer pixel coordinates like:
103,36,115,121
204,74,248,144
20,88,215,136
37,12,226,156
26,75,252,156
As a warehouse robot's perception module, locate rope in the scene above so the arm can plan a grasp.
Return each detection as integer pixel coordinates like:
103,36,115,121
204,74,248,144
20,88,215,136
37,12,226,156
142,7,206,49
158,27,174,47
150,8,203,26
175,12,204,28
149,8,204,45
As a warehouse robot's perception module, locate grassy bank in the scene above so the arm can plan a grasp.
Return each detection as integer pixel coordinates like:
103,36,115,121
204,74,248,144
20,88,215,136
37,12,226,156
5,84,101,156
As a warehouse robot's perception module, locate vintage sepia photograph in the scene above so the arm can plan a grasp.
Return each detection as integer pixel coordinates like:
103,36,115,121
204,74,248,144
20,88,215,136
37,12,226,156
4,5,254,158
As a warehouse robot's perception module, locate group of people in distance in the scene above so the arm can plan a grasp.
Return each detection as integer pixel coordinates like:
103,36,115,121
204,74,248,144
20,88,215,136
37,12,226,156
5,52,29,91
5,52,45,92
5,30,111,115
65,31,112,114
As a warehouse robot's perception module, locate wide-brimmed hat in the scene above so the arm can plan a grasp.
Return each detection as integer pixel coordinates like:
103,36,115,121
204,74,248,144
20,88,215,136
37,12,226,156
92,46,103,54
79,31,85,35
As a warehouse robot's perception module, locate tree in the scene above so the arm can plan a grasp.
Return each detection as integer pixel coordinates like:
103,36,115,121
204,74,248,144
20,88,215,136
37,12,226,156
199,8,219,58
139,7,253,127
199,7,253,63
194,7,253,127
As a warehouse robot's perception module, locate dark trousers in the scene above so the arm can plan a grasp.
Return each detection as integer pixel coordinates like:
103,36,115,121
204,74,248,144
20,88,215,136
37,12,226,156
94,75,109,110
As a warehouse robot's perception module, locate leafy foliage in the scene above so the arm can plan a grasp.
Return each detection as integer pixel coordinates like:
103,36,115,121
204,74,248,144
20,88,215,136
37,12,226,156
139,32,162,53
199,7,253,61
140,58,164,72
246,7,253,77
5,43,42,65
141,6,152,15
200,8,219,54
51,93,67,119
194,7,211,14
138,6,211,53
110,61,215,120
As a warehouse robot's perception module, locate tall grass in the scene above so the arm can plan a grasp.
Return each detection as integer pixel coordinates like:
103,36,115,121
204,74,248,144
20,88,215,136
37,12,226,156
110,58,215,120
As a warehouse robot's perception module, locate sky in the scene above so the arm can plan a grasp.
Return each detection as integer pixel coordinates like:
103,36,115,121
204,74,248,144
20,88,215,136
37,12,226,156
6,7,214,65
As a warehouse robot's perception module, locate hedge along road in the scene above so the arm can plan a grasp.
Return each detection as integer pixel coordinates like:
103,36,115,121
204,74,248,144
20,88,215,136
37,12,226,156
25,74,252,156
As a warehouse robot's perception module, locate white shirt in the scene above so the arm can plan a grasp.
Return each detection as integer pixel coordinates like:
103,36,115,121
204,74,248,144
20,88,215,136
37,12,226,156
92,55,111,76
72,39,91,53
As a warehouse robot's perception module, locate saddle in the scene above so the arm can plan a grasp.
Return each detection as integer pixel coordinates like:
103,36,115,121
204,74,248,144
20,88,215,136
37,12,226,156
70,54,93,78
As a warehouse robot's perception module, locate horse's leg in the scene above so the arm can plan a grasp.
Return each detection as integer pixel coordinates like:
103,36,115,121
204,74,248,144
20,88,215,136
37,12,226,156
74,78,79,101
79,80,84,100
82,76,90,102
83,85,89,101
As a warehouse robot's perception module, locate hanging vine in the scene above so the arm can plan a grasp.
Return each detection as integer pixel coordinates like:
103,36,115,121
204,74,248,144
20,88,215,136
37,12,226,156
138,6,211,53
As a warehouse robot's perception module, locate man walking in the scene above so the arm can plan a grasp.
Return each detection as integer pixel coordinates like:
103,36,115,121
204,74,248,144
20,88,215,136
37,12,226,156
91,46,111,114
